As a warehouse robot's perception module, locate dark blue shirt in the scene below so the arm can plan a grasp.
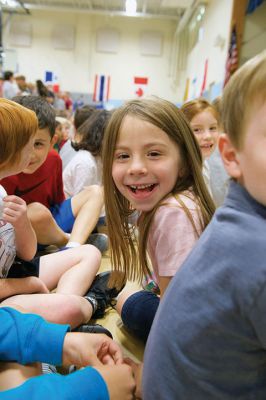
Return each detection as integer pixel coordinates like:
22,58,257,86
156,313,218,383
143,180,266,399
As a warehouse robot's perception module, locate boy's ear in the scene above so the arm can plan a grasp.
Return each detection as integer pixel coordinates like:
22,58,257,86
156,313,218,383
218,134,242,179
50,134,58,147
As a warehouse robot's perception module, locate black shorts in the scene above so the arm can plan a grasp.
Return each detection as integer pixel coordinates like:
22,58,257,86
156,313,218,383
7,257,40,278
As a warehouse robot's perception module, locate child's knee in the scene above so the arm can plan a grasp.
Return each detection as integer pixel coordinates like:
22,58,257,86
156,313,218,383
60,295,89,327
83,185,103,202
79,244,101,263
27,202,51,223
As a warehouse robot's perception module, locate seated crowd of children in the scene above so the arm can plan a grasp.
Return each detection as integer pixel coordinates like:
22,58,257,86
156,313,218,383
0,51,266,399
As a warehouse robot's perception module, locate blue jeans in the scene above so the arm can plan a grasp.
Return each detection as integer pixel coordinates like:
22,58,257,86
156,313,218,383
121,290,159,342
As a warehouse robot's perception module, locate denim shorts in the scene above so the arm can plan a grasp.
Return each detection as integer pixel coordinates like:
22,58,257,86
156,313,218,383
121,290,160,343
50,198,75,233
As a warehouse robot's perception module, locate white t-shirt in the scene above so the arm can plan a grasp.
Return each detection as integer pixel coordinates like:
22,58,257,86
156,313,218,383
0,185,16,277
2,81,19,100
60,140,77,170
63,149,102,196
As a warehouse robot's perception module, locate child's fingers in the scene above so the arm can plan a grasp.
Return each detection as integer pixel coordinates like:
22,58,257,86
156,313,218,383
3,195,25,206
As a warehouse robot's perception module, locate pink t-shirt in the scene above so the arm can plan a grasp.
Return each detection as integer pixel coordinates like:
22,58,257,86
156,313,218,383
147,193,202,283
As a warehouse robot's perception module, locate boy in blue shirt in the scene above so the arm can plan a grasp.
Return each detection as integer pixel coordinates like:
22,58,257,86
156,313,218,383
0,307,135,399
143,51,266,399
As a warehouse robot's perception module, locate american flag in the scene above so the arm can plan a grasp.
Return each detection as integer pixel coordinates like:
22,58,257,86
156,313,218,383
224,25,238,87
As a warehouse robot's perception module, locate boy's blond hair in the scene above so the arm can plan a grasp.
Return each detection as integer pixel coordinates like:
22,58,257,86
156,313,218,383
0,98,38,169
222,51,266,149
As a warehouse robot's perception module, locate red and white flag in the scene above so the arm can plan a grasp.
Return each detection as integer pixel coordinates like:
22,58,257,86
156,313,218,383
134,76,148,97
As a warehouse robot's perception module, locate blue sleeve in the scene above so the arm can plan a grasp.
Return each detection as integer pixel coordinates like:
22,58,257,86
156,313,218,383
0,307,69,365
0,367,109,400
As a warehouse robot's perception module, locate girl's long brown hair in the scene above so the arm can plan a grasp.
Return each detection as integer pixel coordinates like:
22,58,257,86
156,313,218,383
102,97,215,287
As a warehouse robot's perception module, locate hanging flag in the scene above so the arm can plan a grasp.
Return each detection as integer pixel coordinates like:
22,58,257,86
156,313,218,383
134,76,148,97
93,75,110,102
200,59,208,96
44,71,59,92
224,25,238,87
246,0,263,14
183,78,190,102
44,71,58,83
45,71,53,82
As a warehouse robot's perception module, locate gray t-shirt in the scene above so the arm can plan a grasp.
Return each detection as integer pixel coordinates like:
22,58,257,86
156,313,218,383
208,146,229,207
143,180,266,399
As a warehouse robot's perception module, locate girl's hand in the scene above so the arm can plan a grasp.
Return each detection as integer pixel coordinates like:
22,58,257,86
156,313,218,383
2,195,29,230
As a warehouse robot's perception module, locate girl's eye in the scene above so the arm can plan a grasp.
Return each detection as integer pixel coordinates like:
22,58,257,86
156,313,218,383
210,126,218,131
148,151,161,157
115,153,129,160
193,128,202,134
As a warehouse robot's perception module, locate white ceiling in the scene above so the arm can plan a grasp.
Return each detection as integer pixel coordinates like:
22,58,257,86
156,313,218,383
1,0,196,20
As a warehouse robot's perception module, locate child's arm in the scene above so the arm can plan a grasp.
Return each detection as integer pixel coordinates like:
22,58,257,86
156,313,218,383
0,277,49,300
2,195,37,260
158,276,172,298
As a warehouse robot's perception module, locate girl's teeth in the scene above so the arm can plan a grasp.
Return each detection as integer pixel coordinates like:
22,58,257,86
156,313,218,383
131,184,152,189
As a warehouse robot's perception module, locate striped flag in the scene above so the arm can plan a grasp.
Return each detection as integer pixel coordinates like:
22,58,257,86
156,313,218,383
224,25,238,87
93,75,110,102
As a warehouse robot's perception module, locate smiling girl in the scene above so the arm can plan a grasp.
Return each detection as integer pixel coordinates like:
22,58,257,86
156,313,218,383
102,97,215,342
181,98,220,196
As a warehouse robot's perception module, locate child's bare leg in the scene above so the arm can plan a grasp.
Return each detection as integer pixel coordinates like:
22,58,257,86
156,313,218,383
1,294,93,328
69,185,104,244
0,362,42,391
39,245,101,295
27,202,69,247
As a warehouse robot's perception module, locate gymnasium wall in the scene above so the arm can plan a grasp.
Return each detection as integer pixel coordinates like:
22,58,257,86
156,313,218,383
2,0,248,104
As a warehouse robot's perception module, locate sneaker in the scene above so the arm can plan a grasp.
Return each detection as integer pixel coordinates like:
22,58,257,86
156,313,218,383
87,233,109,254
73,323,113,338
85,271,124,319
